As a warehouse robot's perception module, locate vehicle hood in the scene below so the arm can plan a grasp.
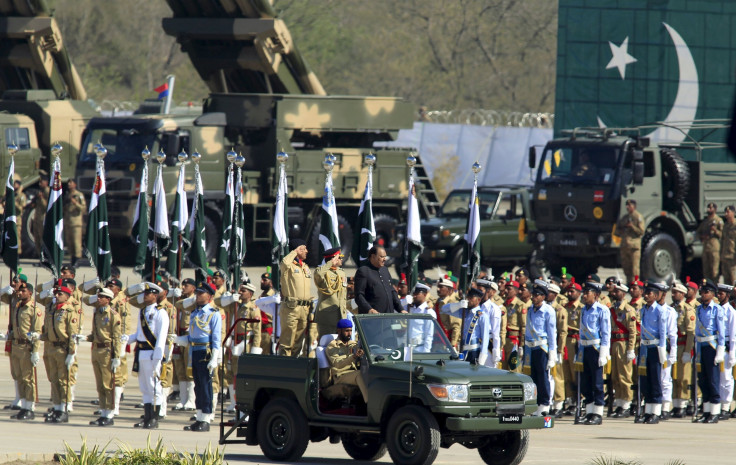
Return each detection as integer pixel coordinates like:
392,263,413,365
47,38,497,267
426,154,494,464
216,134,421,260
370,360,530,385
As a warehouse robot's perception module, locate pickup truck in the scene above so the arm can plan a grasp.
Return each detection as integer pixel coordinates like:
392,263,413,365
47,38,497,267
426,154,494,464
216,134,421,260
223,313,553,465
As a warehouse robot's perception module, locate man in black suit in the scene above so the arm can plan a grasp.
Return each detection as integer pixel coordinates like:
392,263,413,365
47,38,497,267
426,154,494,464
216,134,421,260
354,246,403,314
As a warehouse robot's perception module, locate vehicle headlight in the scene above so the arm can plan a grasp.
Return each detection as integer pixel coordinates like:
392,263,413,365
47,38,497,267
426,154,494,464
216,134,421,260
430,229,440,242
523,382,537,402
537,232,545,243
428,384,468,403
597,234,606,245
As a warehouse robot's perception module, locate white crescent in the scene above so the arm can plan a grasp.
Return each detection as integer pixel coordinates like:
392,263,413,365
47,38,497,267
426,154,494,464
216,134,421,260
597,22,698,144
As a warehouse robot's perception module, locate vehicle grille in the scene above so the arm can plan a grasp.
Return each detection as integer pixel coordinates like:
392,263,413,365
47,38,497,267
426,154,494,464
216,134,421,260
468,384,524,403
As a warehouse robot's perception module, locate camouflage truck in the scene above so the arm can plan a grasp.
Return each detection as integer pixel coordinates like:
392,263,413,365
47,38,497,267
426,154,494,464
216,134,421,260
528,122,736,281
0,4,98,255
76,0,438,265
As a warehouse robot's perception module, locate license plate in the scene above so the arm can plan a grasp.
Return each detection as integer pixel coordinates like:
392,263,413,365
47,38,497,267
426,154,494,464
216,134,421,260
559,239,577,246
499,414,523,424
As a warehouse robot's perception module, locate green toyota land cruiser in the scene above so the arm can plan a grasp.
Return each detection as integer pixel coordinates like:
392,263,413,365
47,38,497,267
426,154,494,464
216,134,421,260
223,313,553,465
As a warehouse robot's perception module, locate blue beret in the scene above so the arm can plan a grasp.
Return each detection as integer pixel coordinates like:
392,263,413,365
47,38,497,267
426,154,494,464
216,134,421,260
337,318,353,329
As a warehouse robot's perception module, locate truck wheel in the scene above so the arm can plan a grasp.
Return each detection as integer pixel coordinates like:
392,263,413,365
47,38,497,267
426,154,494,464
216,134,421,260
385,405,440,465
641,232,682,281
478,430,529,465
257,398,309,462
342,432,387,461
661,149,689,210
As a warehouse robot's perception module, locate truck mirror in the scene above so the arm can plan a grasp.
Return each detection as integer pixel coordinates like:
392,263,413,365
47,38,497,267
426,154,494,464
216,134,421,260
528,146,536,169
632,149,643,161
633,160,644,185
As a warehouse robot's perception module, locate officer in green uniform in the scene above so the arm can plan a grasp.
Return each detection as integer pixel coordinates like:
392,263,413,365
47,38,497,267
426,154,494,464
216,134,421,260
314,247,347,340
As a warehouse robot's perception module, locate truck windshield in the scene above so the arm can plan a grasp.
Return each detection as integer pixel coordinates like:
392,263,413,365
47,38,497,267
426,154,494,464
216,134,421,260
78,128,156,168
440,190,499,219
359,316,454,359
537,146,619,184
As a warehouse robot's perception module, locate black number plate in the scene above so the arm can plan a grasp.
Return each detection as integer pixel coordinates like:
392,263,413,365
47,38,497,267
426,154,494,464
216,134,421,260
499,414,523,424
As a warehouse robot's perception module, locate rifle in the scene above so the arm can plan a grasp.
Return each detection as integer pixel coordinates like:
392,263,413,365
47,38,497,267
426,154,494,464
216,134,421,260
691,346,698,422
574,370,582,423
606,364,614,417
635,366,642,422
33,270,38,404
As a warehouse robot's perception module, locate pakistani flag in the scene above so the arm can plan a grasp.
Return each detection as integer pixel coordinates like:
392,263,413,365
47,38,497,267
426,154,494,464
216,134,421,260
132,161,149,276
216,166,234,281
459,177,481,293
84,157,112,282
318,171,340,257
166,162,189,282
401,174,423,290
0,158,18,273
145,162,170,278
188,161,208,282
41,157,64,278
352,166,375,268
229,167,246,286
271,159,289,292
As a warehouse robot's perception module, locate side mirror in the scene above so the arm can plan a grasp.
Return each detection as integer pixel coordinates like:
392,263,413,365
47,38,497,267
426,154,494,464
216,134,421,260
528,146,537,169
633,160,644,185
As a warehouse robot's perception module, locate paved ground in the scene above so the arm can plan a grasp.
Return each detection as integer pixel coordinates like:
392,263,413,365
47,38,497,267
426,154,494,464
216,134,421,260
1,260,732,464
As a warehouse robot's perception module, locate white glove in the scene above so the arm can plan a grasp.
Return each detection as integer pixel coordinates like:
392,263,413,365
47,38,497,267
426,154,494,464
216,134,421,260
174,335,189,346
207,355,218,374
598,346,610,367
668,349,677,365
0,285,12,296
658,346,668,365
224,336,233,348
27,332,40,342
39,288,53,300
729,351,736,368
111,358,120,372
39,279,55,292
87,295,99,305
65,354,75,370
477,352,488,365
273,293,281,305
74,334,85,344
220,292,239,306
459,299,468,308
231,341,245,356
153,359,162,375
404,295,413,305
493,348,502,364
173,288,182,298
82,277,100,293
120,334,130,346
30,352,39,367
547,356,556,370
135,293,145,305
125,282,145,296
626,350,636,363
250,346,263,355
181,296,196,309
557,352,564,365
682,352,692,364
715,345,726,365
517,346,524,359
0,332,5,341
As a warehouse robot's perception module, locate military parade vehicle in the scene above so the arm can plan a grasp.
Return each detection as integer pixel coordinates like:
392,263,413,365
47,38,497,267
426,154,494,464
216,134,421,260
75,0,439,265
0,2,98,255
528,122,736,281
222,313,552,465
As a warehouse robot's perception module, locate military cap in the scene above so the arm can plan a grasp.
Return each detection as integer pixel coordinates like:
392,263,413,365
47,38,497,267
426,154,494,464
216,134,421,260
390,278,399,286
242,282,257,293
700,279,717,293
337,318,353,329
261,271,272,280
16,274,27,283
60,264,75,274
289,238,307,250
671,282,687,294
422,276,436,286
323,247,342,259
718,283,734,293
212,270,225,279
18,282,33,293
506,280,520,289
398,273,407,285
475,278,493,289
496,275,508,283
97,288,114,299
142,282,163,294
685,277,699,290
548,276,561,284
181,278,196,286
644,282,667,293
55,286,73,296
412,283,431,294
157,280,170,292
567,282,582,292
560,272,572,280
583,282,603,293
614,281,629,293
519,282,531,291
196,281,216,295
467,287,484,299
532,279,548,296
586,273,601,283
547,282,561,294
629,276,644,288
106,278,123,288
437,277,453,288
516,268,529,278
605,276,617,285
61,278,76,288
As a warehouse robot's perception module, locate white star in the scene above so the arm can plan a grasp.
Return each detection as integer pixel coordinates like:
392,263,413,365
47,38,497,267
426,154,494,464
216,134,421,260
606,37,637,79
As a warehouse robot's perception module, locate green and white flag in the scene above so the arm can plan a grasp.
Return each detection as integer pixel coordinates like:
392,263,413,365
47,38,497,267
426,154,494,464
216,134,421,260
84,157,112,282
271,161,289,292
318,171,340,257
401,174,423,290
216,166,234,281
144,162,170,278
188,162,208,282
352,166,375,268
229,166,245,286
0,158,18,274
132,161,149,276
166,162,189,282
459,178,481,293
41,157,64,278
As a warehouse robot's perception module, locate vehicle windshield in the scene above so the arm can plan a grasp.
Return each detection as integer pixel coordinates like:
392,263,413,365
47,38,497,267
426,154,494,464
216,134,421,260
440,190,499,219
78,128,156,168
358,315,455,359
537,145,620,184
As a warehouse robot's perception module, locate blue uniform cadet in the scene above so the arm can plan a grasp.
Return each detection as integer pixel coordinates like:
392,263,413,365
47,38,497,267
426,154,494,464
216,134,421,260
524,280,558,415
636,282,668,424
695,279,726,423
442,287,489,364
175,282,222,432
577,281,611,425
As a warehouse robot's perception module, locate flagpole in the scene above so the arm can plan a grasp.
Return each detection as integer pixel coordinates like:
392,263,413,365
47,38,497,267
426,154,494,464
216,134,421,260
152,150,166,280
6,143,16,285
233,153,245,288
4,142,18,277
176,151,188,283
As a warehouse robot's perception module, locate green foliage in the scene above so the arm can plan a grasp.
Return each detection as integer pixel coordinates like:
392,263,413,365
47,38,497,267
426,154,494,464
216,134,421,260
58,436,113,465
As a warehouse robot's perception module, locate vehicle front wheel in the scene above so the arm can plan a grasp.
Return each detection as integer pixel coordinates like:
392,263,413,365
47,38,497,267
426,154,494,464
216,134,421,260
385,405,440,465
640,232,682,282
256,398,309,462
342,432,387,461
478,430,529,465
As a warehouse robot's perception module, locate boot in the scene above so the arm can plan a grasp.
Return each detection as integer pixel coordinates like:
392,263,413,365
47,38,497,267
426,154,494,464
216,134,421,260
134,404,151,428
184,409,203,431
144,405,160,429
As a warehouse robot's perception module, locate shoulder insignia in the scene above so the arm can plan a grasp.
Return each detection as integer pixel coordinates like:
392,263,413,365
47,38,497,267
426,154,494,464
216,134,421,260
691,316,695,321
72,318,77,324
78,309,83,314
37,312,42,317
522,308,527,314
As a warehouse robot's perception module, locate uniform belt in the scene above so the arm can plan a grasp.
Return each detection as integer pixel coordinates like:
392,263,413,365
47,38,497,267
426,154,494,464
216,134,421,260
611,336,628,342
579,338,601,347
286,297,312,306
567,334,580,340
93,342,111,349
463,343,479,350
568,329,579,336
525,338,547,348
52,341,67,348
507,329,519,336
177,329,189,336
137,341,154,351
696,336,716,343
191,342,209,346
13,339,30,345
641,338,660,346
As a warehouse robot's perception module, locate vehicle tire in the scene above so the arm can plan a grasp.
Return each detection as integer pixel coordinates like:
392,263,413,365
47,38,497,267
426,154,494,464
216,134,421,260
257,398,309,462
308,214,353,266
342,432,387,461
478,430,529,465
372,213,397,267
640,232,682,282
385,405,440,465
660,149,690,210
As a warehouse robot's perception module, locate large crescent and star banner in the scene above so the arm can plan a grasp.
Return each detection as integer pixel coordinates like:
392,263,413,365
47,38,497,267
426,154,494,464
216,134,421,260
556,0,736,161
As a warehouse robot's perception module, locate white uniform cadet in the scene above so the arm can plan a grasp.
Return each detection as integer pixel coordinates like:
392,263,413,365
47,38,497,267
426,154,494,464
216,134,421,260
718,284,736,416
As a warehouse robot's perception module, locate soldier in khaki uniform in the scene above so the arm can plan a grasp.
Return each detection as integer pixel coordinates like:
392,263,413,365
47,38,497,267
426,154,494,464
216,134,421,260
1,274,27,411
697,202,724,281
41,284,78,423
279,239,314,357
13,180,25,256
670,282,696,418
106,279,131,415
550,276,569,308
721,205,736,285
87,288,121,426
8,282,42,420
173,278,197,411
614,199,645,284
314,247,347,339
546,282,568,418
63,179,86,267
258,271,276,355
685,279,700,309
30,174,48,257
502,281,527,372
562,282,583,415
225,282,262,413
609,281,638,418
326,319,368,404
436,277,461,348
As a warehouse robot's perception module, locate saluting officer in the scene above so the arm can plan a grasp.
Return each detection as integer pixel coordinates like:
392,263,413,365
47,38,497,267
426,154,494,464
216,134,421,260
172,278,197,411
442,287,489,364
636,282,668,424
615,199,645,284
670,282,696,418
8,282,42,421
87,287,121,427
716,283,736,419
695,279,726,423
314,247,347,340
577,281,611,425
1,273,28,411
546,282,567,418
698,202,724,281
279,238,314,357
524,280,557,416
609,281,637,418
